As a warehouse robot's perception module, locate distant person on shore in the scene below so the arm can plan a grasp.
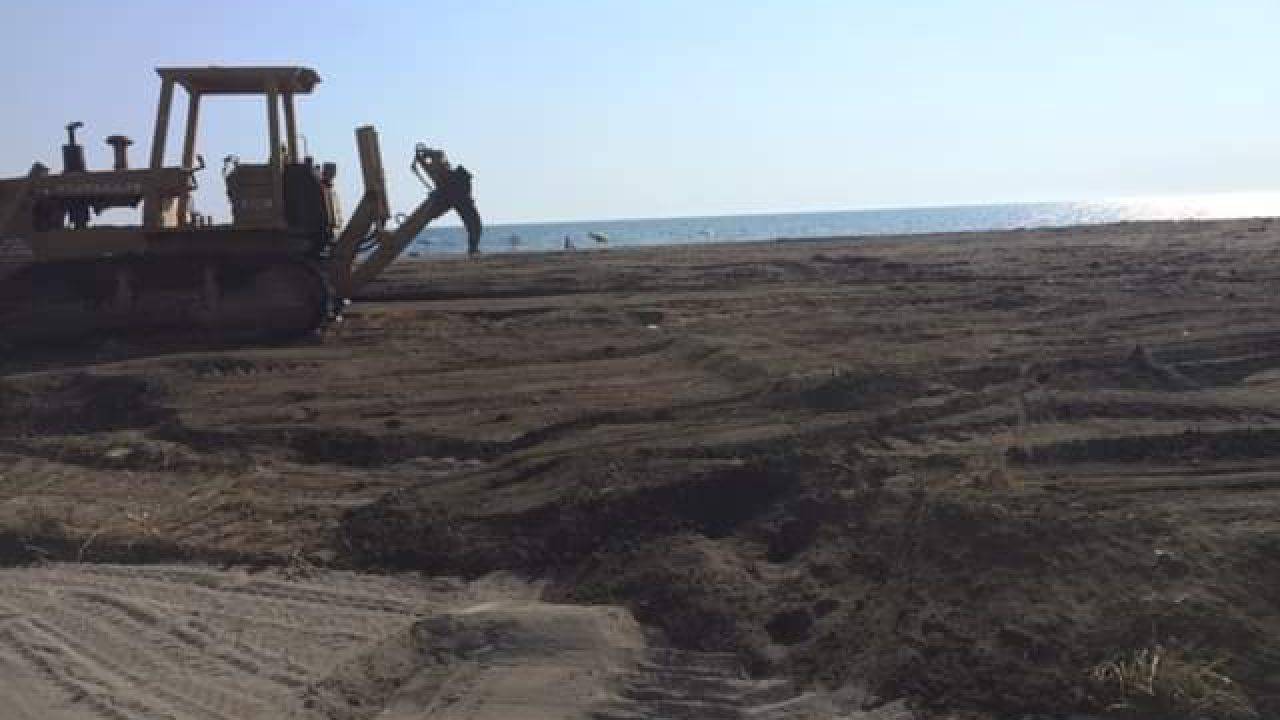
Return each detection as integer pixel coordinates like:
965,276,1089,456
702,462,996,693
564,234,576,251
415,145,483,255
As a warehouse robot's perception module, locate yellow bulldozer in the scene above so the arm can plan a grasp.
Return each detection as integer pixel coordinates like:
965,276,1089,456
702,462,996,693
0,65,482,344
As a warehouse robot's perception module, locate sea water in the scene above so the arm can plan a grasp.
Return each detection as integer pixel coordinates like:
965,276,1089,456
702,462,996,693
413,191,1280,255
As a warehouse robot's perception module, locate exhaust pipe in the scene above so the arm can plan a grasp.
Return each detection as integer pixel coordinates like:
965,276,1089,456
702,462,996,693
106,135,134,170
62,122,86,173
62,122,90,229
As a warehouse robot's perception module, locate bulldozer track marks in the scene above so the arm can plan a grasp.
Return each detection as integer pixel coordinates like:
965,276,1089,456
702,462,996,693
593,644,818,720
168,355,324,379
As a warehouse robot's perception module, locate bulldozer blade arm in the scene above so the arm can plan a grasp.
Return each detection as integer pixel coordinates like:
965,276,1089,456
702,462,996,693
333,191,452,297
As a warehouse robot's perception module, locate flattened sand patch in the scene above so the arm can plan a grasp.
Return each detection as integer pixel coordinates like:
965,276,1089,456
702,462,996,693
0,563,638,720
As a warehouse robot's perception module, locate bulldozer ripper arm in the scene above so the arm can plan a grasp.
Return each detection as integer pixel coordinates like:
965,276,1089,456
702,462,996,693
330,129,480,298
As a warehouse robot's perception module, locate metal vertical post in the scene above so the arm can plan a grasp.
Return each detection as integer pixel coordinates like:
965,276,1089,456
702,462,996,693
267,85,284,227
149,78,174,169
145,78,176,228
283,92,299,163
176,92,201,225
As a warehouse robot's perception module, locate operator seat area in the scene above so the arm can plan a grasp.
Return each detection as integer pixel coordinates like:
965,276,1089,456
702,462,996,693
223,161,276,229
224,157,340,239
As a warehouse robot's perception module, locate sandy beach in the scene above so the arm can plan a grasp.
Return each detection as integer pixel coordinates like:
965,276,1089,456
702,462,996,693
3,217,1280,718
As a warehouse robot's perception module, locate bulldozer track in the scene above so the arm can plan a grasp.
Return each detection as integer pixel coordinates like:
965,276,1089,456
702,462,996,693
0,256,334,346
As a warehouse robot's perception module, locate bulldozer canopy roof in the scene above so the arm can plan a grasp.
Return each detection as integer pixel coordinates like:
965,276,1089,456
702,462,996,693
156,66,321,95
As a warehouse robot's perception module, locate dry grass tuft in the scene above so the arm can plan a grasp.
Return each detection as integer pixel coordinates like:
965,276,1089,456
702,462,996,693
1088,645,1258,719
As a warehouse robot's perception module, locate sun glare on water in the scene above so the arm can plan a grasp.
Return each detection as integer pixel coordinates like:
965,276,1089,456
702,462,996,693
1106,191,1280,221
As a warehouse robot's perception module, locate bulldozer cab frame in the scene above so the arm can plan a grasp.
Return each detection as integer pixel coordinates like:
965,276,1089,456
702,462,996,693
148,66,325,232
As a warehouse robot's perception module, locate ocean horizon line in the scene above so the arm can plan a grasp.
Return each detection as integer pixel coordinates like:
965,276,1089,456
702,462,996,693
472,188,1280,229
415,190,1280,255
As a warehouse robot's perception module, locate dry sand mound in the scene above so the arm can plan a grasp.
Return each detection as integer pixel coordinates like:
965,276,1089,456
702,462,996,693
313,600,645,720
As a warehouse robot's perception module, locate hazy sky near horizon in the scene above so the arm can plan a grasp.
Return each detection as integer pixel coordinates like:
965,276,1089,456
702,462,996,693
2,1,1278,224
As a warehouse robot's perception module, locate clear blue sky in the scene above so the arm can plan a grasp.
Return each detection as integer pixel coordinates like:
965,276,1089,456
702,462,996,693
2,1,1277,224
